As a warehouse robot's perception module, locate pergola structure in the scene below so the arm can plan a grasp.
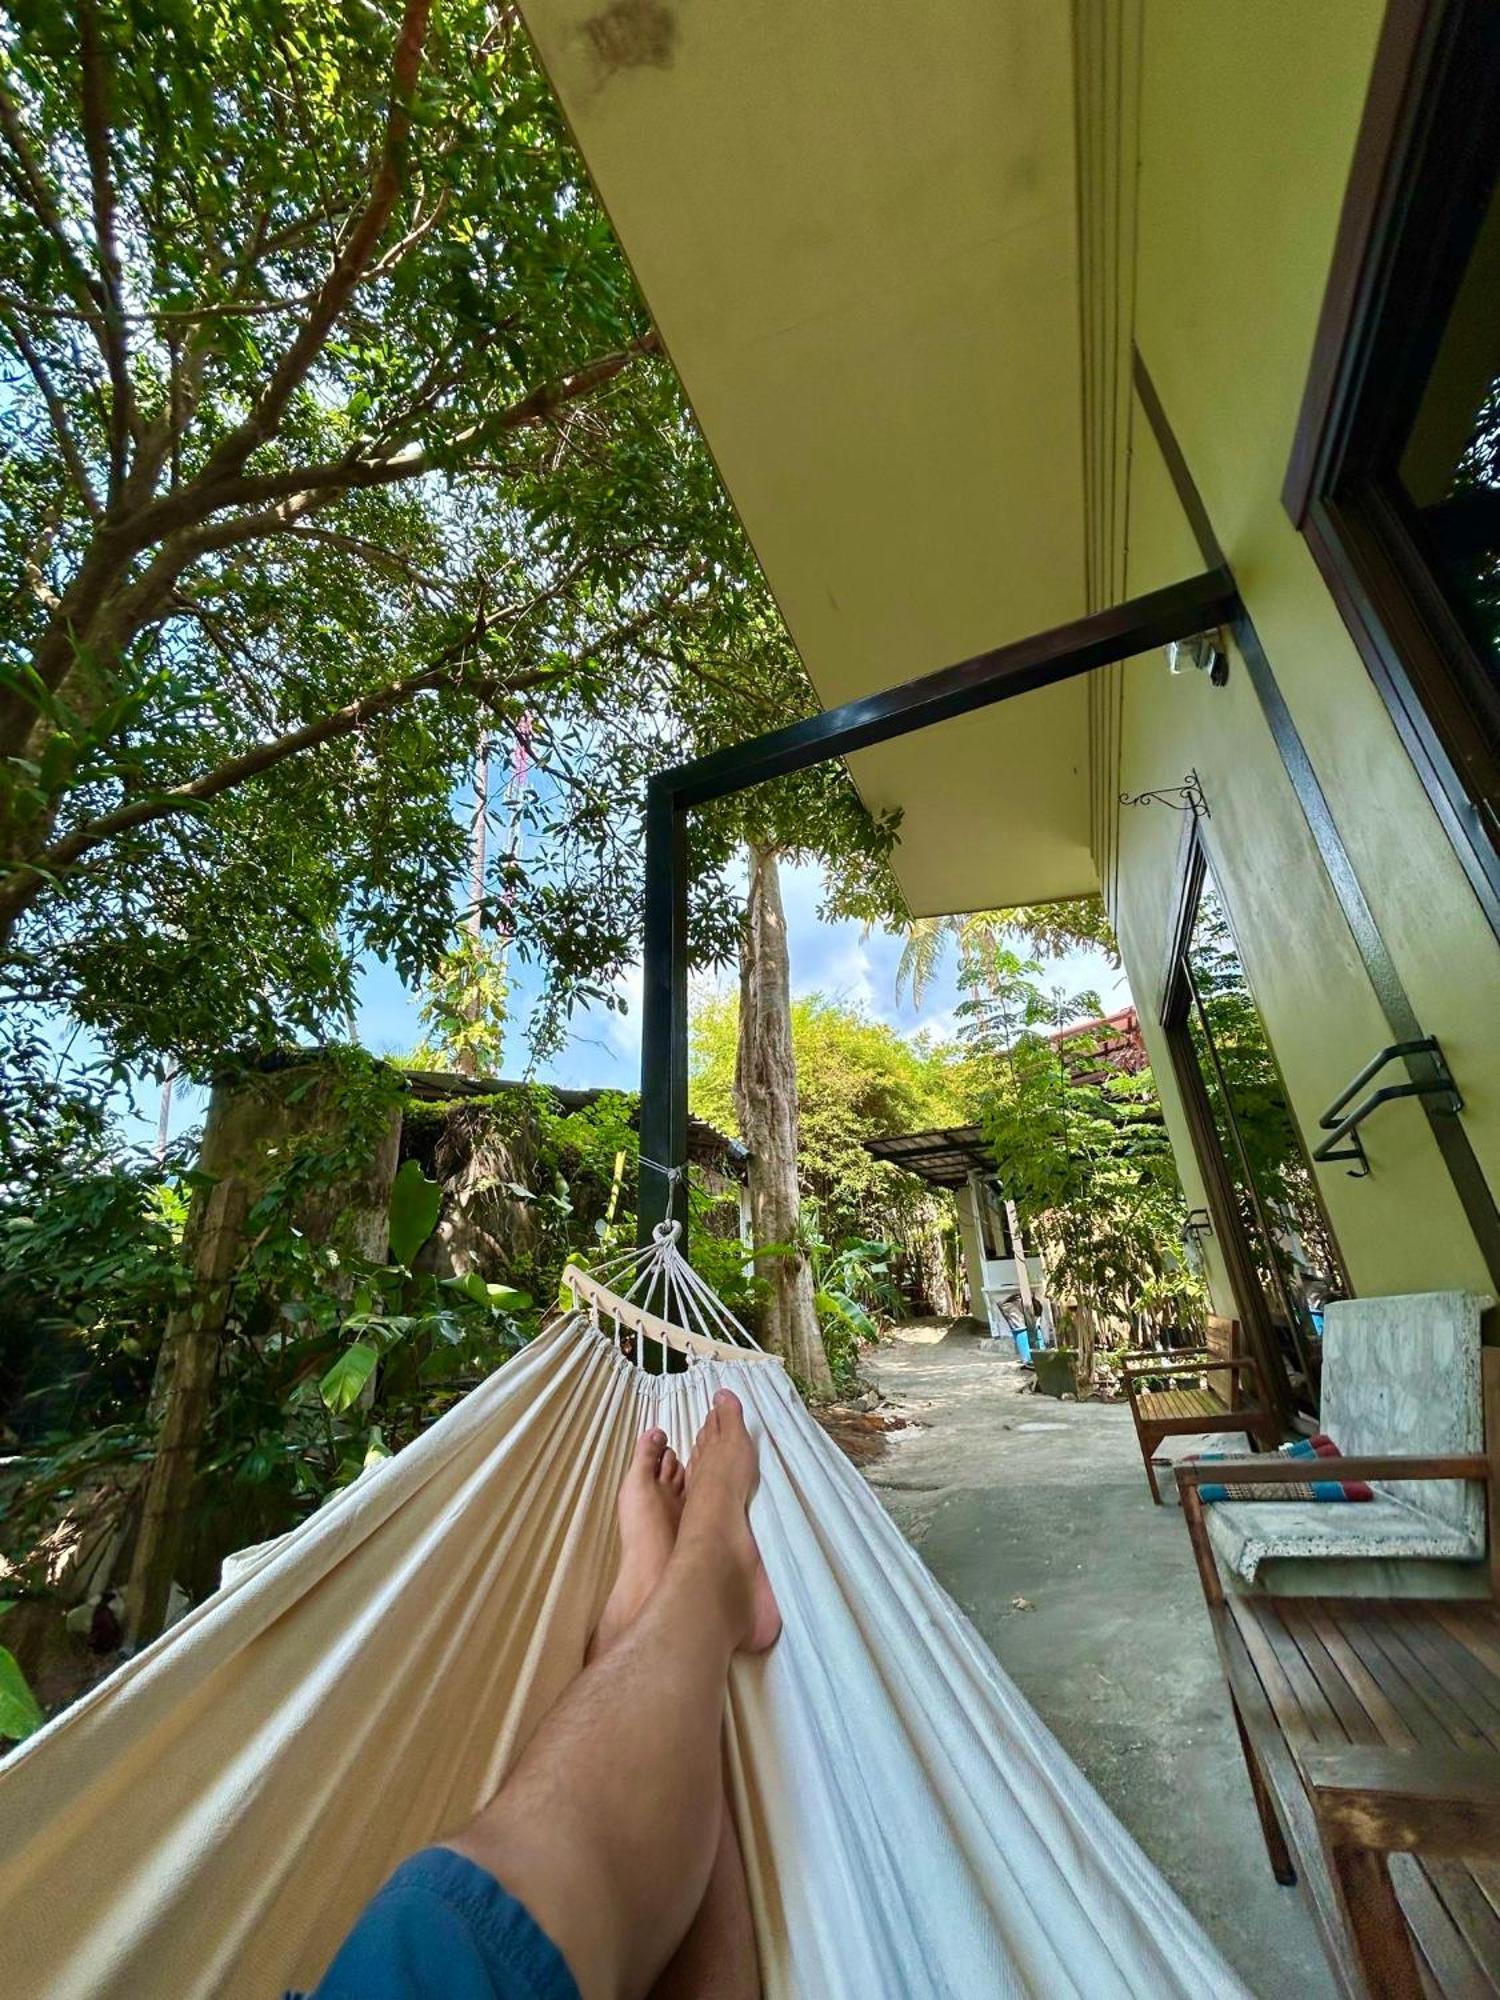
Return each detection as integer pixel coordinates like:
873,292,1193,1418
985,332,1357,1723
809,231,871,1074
864,1125,1034,1325
635,571,1236,1238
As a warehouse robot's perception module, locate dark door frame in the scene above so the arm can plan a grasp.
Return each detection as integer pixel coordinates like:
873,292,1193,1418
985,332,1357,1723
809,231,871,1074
635,568,1241,1241
1282,0,1500,934
1135,347,1500,1294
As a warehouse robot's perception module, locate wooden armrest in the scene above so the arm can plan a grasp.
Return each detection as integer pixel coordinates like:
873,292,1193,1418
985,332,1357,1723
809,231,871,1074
1175,1452,1489,1491
1205,1353,1273,1396
1299,1743,1500,1859
1124,1353,1267,1382
1122,1355,1227,1380
1127,1358,1270,1403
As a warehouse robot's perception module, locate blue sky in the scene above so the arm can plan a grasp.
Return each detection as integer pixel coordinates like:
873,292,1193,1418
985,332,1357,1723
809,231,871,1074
356,857,1130,1090
134,859,1130,1151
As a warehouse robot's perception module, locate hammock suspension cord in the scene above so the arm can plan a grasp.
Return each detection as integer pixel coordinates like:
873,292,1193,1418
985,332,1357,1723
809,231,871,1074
563,1220,766,1373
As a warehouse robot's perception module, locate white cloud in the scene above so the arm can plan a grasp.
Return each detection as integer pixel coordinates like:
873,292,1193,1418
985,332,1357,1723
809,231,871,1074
801,933,881,1016
900,1007,962,1046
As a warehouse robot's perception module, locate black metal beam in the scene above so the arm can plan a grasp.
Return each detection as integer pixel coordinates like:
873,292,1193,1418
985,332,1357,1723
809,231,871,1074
637,567,1240,1248
663,569,1239,808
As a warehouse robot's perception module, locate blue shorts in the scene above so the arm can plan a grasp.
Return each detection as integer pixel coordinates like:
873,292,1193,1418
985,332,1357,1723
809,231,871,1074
297,1846,580,2000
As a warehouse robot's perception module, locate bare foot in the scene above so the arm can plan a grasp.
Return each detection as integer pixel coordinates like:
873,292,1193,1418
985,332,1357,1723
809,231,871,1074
590,1427,685,1659
682,1390,781,1654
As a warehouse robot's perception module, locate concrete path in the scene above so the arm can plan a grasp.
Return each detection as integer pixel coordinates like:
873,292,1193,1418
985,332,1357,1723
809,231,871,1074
863,1319,1338,2000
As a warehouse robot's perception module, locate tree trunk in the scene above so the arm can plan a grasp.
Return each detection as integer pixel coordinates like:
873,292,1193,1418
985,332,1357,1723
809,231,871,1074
1075,1300,1098,1389
122,1174,249,1646
122,1057,401,1645
733,843,832,1398
456,734,489,1077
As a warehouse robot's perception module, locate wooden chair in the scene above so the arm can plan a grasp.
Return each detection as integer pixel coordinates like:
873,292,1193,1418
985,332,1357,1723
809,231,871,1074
1176,1348,1500,2000
1122,1315,1279,1504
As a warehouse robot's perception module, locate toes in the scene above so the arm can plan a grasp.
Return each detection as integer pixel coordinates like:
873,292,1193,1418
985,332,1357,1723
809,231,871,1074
659,1446,680,1489
635,1427,667,1473
713,1388,743,1422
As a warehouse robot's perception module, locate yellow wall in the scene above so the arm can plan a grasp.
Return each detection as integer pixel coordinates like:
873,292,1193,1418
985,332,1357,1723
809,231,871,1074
520,0,1099,914
1102,0,1500,1303
524,0,1500,1303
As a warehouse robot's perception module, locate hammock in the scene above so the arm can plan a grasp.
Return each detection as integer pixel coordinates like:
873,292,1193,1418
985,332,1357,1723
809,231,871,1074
0,1227,1250,1999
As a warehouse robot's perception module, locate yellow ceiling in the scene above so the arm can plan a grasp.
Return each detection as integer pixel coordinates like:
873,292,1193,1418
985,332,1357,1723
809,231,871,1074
520,0,1096,912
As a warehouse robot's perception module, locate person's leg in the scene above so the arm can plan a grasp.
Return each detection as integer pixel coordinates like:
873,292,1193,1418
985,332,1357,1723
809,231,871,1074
585,1430,760,2000
446,1389,778,2000
589,1426,685,1662
647,1799,760,2000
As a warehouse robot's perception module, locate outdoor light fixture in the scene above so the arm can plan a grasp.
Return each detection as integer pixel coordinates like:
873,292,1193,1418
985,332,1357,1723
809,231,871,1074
1165,630,1229,686
1180,1208,1213,1276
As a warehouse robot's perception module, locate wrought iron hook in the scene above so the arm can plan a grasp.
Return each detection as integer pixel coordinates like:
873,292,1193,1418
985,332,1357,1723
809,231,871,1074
1119,769,1210,818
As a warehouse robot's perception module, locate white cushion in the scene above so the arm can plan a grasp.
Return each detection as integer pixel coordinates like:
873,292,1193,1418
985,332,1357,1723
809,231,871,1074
1320,1290,1489,1543
1206,1493,1482,1586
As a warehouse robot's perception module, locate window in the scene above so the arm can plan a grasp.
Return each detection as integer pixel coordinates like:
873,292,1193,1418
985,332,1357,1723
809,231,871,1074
1163,841,1349,1422
1285,0,1500,932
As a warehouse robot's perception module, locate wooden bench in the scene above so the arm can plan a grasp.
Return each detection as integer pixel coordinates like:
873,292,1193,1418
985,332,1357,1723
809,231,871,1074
1202,1293,1490,1598
1122,1315,1279,1503
1177,1365,1500,2000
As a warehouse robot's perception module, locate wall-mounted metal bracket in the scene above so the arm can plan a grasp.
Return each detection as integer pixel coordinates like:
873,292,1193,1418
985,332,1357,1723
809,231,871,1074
1313,1037,1463,1177
1119,769,1210,819
1165,631,1229,686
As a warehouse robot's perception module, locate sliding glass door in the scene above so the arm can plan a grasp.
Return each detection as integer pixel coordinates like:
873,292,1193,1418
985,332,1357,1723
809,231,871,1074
1164,844,1348,1421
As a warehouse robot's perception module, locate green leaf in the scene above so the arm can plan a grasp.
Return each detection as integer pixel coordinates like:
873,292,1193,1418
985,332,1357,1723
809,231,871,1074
486,1283,531,1310
318,1341,378,1413
387,1159,442,1267
237,1441,281,1484
0,1646,44,1742
456,1272,532,1312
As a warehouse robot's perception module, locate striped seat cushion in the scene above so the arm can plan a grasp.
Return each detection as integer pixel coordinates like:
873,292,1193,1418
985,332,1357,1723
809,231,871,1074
1197,1435,1374,1504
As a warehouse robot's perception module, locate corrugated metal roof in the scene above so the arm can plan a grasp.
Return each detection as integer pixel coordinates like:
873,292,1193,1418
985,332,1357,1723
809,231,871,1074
863,1124,993,1189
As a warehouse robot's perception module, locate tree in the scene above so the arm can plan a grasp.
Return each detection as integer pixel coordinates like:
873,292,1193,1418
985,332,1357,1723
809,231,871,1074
695,992,965,1236
716,817,902,1395
897,898,1121,1007
564,573,904,1393
732,845,829,1391
693,986,969,1351
958,947,1202,1380
0,2,743,1065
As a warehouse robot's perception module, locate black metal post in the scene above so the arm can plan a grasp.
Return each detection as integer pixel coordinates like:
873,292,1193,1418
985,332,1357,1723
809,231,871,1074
636,569,1241,1253
637,779,690,1245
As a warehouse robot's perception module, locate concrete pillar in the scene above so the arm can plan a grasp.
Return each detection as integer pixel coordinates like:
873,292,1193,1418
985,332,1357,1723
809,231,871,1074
954,1178,988,1320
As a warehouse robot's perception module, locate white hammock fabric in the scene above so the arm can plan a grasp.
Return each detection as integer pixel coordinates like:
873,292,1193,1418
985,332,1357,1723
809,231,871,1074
0,1238,1251,1999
